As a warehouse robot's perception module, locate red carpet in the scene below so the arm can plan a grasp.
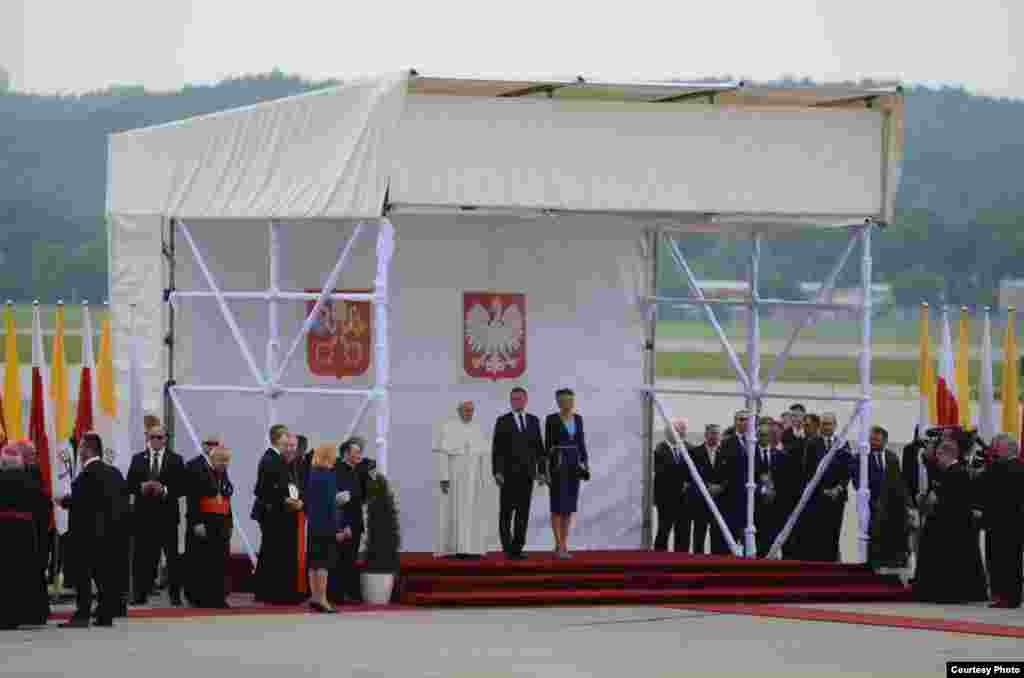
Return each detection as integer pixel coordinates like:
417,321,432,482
393,550,911,607
674,603,1024,639
48,602,421,621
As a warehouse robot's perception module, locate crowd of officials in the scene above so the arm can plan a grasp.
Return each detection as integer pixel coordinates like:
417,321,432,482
654,404,1023,607
0,415,376,630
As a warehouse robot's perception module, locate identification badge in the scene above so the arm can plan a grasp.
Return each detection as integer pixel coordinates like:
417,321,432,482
288,484,298,500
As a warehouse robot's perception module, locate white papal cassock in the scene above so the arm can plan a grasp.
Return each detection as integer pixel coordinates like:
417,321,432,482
433,417,497,556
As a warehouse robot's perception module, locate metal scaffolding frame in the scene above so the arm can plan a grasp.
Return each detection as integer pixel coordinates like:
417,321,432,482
164,218,395,567
643,223,875,560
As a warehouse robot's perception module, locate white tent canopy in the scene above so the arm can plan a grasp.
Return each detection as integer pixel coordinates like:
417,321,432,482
106,71,903,555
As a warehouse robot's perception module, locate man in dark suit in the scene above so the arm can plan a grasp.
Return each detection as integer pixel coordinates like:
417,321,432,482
981,435,1024,608
725,420,778,556
58,432,125,628
690,424,731,554
653,418,692,552
330,436,374,603
854,425,909,568
800,413,851,562
492,387,545,560
126,425,185,606
755,420,788,557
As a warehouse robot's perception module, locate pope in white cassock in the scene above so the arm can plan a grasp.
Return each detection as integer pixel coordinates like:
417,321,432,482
433,400,498,557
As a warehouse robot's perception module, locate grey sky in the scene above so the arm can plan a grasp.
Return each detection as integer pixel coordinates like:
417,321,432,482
2,0,1020,98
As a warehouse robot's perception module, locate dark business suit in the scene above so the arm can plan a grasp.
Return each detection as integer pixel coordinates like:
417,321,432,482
797,436,851,562
126,448,186,602
545,414,588,515
981,457,1024,607
653,440,693,552
62,459,125,623
689,443,731,554
493,411,545,557
754,445,787,557
330,458,371,603
723,439,776,555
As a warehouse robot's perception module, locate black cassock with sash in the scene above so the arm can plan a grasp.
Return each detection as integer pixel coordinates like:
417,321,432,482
184,455,233,607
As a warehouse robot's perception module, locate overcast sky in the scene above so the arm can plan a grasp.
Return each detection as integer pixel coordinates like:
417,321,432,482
2,0,1020,98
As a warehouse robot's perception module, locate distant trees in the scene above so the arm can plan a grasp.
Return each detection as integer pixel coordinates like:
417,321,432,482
0,65,9,93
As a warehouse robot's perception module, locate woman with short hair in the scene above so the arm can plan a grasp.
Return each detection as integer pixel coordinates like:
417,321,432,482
304,444,350,613
545,388,590,559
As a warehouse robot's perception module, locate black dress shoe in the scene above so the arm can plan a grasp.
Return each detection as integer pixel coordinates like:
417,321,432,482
510,553,527,560
169,596,183,607
131,597,147,606
60,618,91,629
94,618,114,628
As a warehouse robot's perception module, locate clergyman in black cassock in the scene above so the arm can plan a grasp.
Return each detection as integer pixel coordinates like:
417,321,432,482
0,447,46,629
184,444,233,608
492,388,545,559
252,428,305,604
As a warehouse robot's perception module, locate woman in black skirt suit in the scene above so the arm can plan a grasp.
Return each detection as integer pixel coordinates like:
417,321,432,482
545,388,590,559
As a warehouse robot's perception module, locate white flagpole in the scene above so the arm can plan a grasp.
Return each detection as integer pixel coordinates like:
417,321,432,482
980,308,996,441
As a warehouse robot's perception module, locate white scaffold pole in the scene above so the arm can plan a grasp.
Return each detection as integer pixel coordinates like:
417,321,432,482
662,234,752,392
274,222,365,384
651,394,743,556
856,224,874,563
373,219,395,475
744,234,762,558
267,221,282,428
177,220,265,387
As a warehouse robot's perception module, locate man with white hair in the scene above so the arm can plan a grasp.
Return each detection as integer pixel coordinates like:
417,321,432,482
980,433,1024,608
433,400,496,558
0,442,47,629
653,418,693,552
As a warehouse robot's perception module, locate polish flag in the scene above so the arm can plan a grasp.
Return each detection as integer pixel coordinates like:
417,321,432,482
918,303,937,429
936,307,959,426
73,303,96,457
30,303,61,531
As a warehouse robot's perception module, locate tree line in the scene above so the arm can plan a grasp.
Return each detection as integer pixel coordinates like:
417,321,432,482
0,71,1021,306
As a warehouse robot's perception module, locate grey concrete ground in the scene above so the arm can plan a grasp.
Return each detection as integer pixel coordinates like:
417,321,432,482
3,606,1021,678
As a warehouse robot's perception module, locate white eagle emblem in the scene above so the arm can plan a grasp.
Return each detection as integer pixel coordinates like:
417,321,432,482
465,298,525,376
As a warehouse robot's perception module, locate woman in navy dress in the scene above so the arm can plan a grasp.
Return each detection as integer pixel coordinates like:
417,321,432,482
545,388,589,559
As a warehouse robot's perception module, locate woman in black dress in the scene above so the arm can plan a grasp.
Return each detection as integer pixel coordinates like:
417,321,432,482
912,441,988,603
545,388,589,559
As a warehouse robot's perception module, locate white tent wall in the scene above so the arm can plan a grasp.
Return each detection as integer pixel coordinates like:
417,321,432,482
169,214,647,552
392,96,885,216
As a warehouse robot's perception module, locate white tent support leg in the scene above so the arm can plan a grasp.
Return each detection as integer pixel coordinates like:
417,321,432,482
373,218,395,475
662,234,752,392
767,400,867,558
177,220,266,387
651,394,743,556
267,221,282,427
856,224,874,563
744,234,762,558
168,385,259,569
761,230,860,393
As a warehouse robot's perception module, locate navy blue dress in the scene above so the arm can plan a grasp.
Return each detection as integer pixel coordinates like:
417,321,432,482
303,468,349,570
546,413,588,515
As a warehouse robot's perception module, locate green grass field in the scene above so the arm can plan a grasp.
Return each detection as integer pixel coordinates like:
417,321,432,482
658,317,919,345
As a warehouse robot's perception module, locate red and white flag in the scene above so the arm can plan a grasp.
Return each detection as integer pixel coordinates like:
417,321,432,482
73,303,96,459
936,308,959,426
30,304,64,532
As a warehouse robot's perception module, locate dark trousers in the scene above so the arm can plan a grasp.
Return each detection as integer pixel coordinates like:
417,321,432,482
756,506,782,558
133,519,181,600
330,524,363,603
499,474,533,556
185,518,230,607
654,499,691,552
691,512,711,554
987,529,1024,607
73,538,117,622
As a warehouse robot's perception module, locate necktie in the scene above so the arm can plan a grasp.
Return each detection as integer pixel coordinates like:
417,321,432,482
150,452,160,480
518,413,525,433
825,437,832,451
708,448,716,467
674,447,681,464
873,451,882,471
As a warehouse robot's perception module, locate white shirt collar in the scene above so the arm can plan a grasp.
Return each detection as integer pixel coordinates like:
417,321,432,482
84,456,101,468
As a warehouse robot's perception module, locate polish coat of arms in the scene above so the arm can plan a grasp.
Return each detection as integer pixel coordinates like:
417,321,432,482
463,292,526,380
306,289,371,378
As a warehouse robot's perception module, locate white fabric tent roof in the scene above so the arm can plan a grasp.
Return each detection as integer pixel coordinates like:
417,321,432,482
108,71,904,229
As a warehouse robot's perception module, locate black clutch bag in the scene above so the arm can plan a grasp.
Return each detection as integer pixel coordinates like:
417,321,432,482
576,464,591,482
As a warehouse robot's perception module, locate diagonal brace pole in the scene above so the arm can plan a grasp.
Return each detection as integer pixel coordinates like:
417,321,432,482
273,222,366,384
168,386,259,569
662,234,752,392
652,394,743,556
767,400,865,559
178,220,265,386
761,230,859,392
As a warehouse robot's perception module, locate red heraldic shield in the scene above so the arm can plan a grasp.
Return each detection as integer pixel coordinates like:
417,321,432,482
305,289,372,378
463,292,526,380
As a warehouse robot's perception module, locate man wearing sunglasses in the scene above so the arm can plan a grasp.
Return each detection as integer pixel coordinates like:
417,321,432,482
126,427,186,606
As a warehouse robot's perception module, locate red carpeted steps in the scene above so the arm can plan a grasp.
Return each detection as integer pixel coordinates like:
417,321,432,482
395,551,911,607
